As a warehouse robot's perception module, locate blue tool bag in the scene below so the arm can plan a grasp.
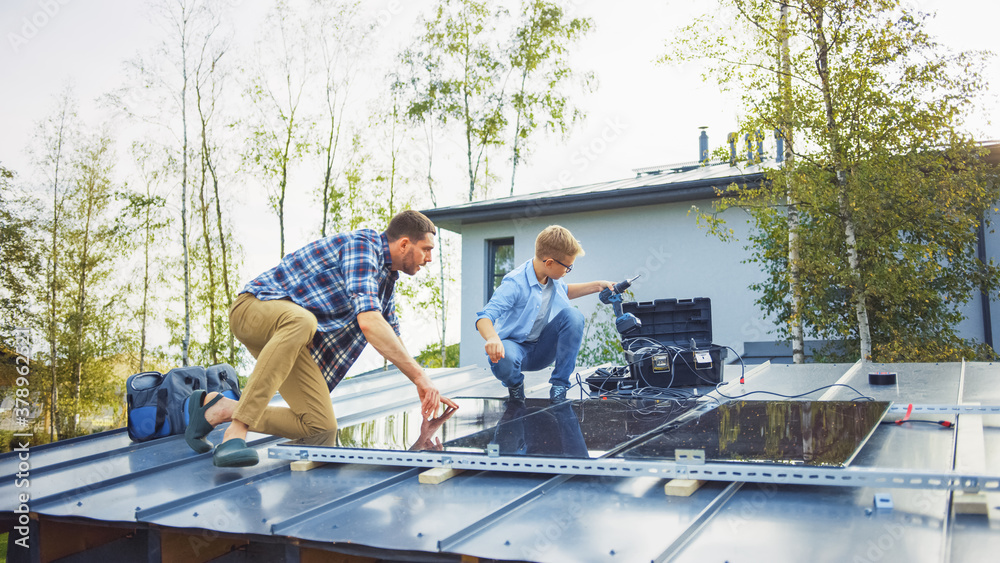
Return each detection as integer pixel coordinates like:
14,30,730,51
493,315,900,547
126,364,241,442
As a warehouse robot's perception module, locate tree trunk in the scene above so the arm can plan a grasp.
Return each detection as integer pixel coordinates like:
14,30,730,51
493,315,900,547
321,122,335,238
465,91,475,202
199,153,217,364
813,7,872,360
439,241,447,368
424,122,438,208
463,34,476,202
48,109,67,442
181,23,192,367
279,120,293,258
140,200,150,372
211,150,234,364
320,98,343,238
423,120,447,367
510,69,529,197
779,2,805,364
71,171,96,436
197,82,218,365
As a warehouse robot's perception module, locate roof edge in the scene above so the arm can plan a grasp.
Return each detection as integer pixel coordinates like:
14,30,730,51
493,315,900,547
422,173,765,232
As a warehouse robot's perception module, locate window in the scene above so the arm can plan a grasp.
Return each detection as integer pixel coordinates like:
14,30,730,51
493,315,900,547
487,237,515,301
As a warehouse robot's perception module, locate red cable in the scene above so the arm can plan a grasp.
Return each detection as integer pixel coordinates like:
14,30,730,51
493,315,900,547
895,403,914,425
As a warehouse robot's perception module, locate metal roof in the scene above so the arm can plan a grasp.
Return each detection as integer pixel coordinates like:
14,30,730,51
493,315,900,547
420,160,774,233
2,361,999,562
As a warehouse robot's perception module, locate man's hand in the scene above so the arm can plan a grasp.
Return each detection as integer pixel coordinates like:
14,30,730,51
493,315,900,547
415,376,459,420
485,336,505,364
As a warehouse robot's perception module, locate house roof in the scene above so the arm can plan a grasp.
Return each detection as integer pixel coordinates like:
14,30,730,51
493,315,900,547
421,159,773,233
2,361,998,562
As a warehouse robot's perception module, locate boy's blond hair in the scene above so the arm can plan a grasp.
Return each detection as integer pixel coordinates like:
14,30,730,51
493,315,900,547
535,225,584,261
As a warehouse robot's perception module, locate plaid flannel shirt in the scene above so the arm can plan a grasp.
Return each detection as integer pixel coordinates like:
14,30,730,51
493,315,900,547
242,229,399,390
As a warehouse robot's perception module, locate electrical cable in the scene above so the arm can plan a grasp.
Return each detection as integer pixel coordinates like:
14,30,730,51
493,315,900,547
714,381,876,402
881,419,954,428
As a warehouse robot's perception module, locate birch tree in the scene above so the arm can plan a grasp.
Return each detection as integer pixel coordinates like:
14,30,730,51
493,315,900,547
192,8,233,365
410,0,509,202
29,87,78,440
243,0,312,258
310,0,370,238
125,142,170,372
506,0,592,195
60,133,124,436
672,0,999,361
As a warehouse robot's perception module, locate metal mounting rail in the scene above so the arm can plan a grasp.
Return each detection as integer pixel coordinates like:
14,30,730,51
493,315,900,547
268,445,1000,492
886,403,1000,415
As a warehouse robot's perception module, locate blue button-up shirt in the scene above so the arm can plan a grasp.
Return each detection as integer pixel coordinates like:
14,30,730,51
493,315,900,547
243,229,399,390
476,259,570,343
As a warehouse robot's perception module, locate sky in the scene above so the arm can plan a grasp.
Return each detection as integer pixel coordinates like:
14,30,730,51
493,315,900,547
2,0,998,374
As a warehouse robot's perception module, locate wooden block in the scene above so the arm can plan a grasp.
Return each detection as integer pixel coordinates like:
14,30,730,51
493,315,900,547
953,492,989,515
419,467,465,485
290,460,325,472
664,478,706,497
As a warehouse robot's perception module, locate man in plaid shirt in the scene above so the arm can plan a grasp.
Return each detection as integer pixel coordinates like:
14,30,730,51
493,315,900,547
184,210,458,467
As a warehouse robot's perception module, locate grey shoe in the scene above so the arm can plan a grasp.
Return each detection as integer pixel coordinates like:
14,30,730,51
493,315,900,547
549,384,568,403
507,383,525,402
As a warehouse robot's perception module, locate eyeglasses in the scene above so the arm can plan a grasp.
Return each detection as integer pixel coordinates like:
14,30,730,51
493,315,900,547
550,258,573,273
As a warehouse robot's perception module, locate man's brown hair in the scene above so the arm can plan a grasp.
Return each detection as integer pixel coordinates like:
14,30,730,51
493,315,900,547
535,225,584,261
385,209,437,243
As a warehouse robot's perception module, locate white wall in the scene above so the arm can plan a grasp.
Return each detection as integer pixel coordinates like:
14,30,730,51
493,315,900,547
457,201,1000,367
458,199,772,367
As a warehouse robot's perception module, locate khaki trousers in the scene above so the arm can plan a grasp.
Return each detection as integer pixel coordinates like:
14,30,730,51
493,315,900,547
228,293,337,439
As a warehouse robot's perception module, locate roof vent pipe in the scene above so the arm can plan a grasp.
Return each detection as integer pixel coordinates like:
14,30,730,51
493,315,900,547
728,132,738,166
775,129,784,163
698,127,709,163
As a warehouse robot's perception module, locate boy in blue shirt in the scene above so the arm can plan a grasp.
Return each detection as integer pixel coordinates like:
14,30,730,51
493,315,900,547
475,226,613,402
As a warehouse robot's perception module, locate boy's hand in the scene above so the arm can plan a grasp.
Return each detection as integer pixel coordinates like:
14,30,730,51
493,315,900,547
485,336,505,363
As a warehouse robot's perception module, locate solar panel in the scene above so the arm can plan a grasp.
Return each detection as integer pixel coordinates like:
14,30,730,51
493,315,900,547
621,400,891,467
285,397,699,459
284,398,889,468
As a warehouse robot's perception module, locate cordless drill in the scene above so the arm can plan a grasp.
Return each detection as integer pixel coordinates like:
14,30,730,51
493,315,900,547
599,275,642,335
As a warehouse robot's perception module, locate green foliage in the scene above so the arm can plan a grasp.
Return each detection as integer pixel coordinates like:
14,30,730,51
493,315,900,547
404,0,510,201
241,0,313,257
0,165,42,337
506,0,593,194
51,132,132,437
672,0,999,362
416,341,460,368
577,305,624,368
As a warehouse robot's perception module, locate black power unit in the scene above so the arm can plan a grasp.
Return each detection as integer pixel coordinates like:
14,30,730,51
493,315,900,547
621,298,726,388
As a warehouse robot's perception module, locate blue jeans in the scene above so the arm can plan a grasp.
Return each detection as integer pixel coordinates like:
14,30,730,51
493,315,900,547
492,400,589,458
490,307,585,388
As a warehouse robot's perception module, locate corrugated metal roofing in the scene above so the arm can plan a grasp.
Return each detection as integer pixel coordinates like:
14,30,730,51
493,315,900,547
2,361,999,562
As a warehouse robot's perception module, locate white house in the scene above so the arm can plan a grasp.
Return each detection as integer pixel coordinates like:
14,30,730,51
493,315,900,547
422,143,1000,368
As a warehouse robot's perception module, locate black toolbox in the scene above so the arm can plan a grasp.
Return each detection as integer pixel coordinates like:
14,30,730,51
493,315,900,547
620,297,726,388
